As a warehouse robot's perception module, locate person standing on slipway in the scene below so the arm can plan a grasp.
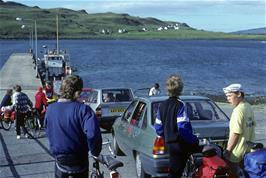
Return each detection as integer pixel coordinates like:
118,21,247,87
45,75,102,178
223,83,256,177
12,85,33,139
149,83,161,96
0,89,12,108
154,74,199,178
34,87,47,127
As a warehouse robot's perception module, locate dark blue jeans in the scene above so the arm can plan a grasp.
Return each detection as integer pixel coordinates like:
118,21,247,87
55,162,88,178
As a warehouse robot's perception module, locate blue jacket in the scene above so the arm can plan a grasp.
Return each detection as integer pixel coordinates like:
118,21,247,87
154,97,198,144
0,94,12,108
45,101,102,160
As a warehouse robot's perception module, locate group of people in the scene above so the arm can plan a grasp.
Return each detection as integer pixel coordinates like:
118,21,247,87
1,74,256,178
46,75,255,178
154,75,256,178
0,81,54,139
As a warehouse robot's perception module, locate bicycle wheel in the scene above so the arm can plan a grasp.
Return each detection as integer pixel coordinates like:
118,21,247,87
90,171,99,178
182,156,196,178
1,113,12,130
90,170,104,178
33,114,41,138
25,117,35,138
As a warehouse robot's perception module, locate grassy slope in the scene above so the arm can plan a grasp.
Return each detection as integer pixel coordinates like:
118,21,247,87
0,2,265,40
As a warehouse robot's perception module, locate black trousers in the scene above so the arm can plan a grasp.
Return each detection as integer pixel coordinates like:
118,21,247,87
15,112,28,136
167,142,200,178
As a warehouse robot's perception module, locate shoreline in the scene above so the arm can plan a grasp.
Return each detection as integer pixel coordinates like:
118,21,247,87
217,102,266,113
1,37,266,41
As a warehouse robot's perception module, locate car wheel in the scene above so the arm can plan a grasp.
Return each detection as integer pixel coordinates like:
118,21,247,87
135,152,150,178
112,134,125,156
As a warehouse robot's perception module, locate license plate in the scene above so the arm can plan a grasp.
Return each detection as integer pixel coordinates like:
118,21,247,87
110,108,125,113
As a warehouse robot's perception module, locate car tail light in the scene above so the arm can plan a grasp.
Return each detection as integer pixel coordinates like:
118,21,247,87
95,106,102,118
152,136,166,155
110,171,120,178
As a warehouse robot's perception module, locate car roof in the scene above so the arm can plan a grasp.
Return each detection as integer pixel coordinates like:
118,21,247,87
82,87,132,92
82,88,94,92
136,95,211,103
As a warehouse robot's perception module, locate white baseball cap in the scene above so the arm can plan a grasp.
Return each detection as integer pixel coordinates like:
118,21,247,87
223,83,243,94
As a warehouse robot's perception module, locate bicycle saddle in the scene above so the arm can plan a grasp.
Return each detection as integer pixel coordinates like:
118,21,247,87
97,155,124,170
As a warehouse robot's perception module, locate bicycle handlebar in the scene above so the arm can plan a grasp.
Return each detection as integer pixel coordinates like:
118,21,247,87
246,141,264,150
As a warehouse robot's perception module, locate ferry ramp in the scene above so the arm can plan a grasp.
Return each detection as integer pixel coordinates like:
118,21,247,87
0,53,136,177
0,53,41,101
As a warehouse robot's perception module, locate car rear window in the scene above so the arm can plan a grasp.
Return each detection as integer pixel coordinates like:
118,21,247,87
79,90,98,103
186,100,228,121
102,89,133,102
151,99,228,125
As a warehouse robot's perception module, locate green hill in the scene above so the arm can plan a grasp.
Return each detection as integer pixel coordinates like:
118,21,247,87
0,0,265,40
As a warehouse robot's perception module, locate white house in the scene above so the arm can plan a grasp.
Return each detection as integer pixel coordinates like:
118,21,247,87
157,27,163,31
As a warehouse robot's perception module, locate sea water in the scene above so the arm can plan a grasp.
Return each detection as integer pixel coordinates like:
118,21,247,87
1,39,265,103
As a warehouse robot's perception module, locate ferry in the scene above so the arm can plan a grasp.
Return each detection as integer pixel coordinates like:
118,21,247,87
36,15,72,95
42,48,71,81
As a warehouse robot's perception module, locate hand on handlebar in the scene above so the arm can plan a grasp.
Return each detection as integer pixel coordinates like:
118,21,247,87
223,150,231,160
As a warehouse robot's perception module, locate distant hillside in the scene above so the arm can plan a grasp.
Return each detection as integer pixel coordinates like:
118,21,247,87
231,27,266,35
0,0,266,40
0,0,192,39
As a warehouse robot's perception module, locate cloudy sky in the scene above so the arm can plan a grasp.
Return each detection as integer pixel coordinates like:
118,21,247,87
9,0,266,32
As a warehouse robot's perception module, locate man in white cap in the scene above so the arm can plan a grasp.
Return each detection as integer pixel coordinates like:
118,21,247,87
223,83,256,177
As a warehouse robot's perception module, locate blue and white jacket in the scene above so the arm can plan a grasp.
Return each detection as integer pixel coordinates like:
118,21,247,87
154,97,198,144
12,92,32,113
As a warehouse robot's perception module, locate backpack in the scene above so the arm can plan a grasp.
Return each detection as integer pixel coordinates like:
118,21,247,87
192,145,236,178
244,148,266,178
193,155,236,178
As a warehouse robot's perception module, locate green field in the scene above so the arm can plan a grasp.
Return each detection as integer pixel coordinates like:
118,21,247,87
0,1,265,40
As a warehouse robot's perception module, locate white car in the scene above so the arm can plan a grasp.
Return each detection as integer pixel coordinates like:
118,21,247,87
79,88,134,130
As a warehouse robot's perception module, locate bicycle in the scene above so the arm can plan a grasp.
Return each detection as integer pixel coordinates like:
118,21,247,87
90,138,124,178
183,138,234,178
0,108,15,131
24,108,41,138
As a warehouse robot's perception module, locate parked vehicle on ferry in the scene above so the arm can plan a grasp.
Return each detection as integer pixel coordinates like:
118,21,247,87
79,88,134,131
111,95,229,178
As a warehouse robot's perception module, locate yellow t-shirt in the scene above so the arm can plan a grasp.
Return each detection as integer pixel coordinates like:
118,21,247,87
229,102,256,163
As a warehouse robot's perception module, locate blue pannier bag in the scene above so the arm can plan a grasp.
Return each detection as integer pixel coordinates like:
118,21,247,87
244,148,266,178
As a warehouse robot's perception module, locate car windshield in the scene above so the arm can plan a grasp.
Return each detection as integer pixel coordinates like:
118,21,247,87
79,90,98,103
151,99,228,125
102,89,133,102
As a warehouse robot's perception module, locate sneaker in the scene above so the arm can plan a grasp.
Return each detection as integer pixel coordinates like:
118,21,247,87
16,135,21,139
25,134,29,138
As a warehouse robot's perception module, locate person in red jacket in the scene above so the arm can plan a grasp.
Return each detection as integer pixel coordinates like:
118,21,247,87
44,81,54,99
35,87,47,127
